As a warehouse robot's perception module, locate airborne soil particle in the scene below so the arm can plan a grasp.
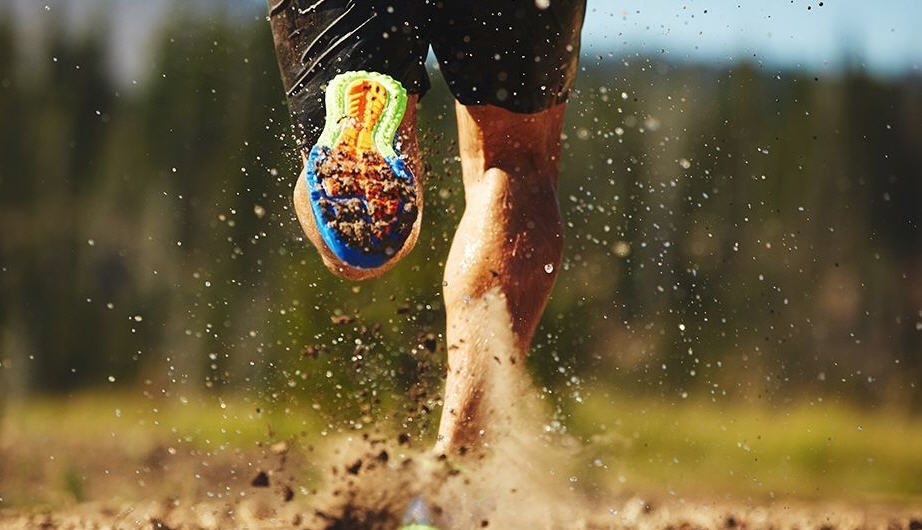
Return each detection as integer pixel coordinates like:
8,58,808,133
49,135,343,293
301,344,324,358
150,518,174,530
250,471,270,487
345,459,362,475
330,314,355,325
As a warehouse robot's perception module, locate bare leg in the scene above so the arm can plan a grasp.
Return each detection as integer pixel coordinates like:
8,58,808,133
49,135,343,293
293,96,422,281
435,102,566,454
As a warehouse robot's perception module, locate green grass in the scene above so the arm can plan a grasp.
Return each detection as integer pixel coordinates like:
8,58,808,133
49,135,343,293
3,389,922,506
567,390,922,502
0,391,330,507
1,391,326,451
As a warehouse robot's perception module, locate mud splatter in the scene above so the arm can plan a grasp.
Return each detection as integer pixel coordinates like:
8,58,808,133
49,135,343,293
314,145,417,254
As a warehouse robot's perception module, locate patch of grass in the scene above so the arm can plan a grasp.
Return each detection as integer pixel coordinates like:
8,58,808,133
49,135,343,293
0,391,330,508
61,468,84,503
567,390,922,502
2,390,324,449
3,389,921,507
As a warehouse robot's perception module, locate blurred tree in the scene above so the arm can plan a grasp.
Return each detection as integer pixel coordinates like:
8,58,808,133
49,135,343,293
0,5,919,418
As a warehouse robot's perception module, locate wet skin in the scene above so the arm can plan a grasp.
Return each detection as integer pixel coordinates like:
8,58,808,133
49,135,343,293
294,99,566,453
436,103,565,453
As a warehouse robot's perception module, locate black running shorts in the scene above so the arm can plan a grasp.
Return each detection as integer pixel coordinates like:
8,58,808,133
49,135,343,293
268,0,586,147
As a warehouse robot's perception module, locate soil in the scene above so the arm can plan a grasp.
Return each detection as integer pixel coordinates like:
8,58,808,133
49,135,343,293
314,146,417,255
2,308,920,528
2,427,921,530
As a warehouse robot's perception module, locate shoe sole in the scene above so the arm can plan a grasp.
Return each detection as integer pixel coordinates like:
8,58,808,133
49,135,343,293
304,71,417,269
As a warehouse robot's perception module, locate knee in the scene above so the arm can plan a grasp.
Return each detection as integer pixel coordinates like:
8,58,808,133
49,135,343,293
459,103,565,185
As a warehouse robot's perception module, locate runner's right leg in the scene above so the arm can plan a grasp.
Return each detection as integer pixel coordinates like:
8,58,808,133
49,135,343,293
267,0,428,279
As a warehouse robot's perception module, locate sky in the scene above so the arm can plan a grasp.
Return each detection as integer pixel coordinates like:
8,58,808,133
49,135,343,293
579,0,922,75
4,0,921,83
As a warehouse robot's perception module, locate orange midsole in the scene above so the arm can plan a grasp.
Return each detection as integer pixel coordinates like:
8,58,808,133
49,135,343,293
339,79,388,155
320,79,401,232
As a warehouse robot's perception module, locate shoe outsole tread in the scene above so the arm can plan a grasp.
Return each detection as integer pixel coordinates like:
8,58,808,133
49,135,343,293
304,71,417,269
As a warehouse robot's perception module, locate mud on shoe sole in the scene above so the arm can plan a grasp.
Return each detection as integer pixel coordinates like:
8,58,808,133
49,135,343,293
304,71,418,269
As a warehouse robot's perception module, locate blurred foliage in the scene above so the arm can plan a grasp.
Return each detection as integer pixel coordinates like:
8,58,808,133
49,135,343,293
570,389,922,500
0,3,920,429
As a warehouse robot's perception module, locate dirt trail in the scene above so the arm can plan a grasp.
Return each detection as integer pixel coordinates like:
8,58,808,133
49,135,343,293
2,429,921,529
2,307,919,529
3,489,921,529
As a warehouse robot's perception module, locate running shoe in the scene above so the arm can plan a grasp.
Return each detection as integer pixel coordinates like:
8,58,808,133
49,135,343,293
303,71,419,271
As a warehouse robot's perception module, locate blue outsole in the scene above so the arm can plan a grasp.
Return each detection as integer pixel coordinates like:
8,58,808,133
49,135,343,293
305,144,415,269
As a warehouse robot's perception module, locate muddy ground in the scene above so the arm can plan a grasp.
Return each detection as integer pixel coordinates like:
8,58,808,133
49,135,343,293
1,428,920,530
3,486,921,529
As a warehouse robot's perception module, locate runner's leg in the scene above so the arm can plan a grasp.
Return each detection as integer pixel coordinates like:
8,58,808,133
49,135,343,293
429,0,584,454
268,0,428,279
436,102,567,454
